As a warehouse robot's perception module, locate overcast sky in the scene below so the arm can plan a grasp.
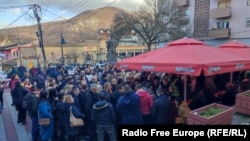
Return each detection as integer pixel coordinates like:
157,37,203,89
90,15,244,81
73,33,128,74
0,0,144,28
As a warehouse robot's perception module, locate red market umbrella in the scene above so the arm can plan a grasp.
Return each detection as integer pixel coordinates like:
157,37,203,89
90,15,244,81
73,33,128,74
116,37,250,100
218,40,250,57
218,40,249,48
116,37,250,76
218,40,250,82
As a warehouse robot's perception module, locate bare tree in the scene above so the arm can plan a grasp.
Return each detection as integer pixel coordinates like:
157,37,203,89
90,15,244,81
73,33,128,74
111,0,188,51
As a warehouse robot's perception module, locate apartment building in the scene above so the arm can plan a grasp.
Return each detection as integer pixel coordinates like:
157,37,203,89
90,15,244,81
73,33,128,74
207,0,250,46
162,0,250,46
173,0,196,37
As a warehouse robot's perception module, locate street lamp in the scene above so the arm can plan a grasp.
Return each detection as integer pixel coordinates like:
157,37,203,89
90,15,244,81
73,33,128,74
60,33,66,65
51,52,54,64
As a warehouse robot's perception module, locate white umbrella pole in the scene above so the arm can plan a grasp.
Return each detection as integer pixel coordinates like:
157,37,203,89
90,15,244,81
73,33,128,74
184,75,187,101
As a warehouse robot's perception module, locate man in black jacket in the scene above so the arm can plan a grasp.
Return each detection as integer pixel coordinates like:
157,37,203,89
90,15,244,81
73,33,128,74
91,92,117,141
25,86,41,141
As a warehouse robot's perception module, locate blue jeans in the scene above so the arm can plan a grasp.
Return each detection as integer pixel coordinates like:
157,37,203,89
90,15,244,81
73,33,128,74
31,117,40,141
96,124,117,141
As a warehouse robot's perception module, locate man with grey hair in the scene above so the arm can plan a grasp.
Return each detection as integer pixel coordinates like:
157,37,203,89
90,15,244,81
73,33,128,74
85,83,99,141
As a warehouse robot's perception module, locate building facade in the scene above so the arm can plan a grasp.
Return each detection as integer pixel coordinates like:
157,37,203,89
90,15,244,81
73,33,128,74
207,0,250,46
161,0,250,46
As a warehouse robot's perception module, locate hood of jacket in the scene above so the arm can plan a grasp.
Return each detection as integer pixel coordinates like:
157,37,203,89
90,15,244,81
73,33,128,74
136,89,149,98
122,91,134,104
93,100,108,110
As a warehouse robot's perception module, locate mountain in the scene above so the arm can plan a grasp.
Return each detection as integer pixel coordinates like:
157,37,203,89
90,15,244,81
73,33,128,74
0,6,125,46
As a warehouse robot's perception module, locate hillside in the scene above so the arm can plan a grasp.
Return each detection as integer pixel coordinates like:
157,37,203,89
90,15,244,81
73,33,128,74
0,6,125,46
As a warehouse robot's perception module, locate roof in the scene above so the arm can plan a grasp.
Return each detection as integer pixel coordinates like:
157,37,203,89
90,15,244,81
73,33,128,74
2,59,17,66
0,43,32,51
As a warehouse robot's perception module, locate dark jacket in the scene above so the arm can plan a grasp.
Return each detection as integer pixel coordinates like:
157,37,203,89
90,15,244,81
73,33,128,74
63,103,84,136
110,90,123,114
25,92,38,118
91,100,116,125
85,90,99,120
116,91,143,125
152,94,171,125
56,100,64,128
221,85,239,106
100,89,111,102
12,81,29,105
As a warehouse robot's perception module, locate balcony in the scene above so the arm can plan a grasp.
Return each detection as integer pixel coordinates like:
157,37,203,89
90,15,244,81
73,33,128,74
208,28,230,38
210,7,232,19
175,0,189,6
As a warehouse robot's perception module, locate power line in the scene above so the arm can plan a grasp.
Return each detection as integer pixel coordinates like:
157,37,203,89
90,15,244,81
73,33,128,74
41,7,97,33
0,5,31,9
0,9,31,31
60,0,92,18
41,0,119,34
83,0,118,20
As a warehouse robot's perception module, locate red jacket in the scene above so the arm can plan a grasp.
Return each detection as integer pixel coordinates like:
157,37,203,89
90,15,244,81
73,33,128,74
136,89,153,115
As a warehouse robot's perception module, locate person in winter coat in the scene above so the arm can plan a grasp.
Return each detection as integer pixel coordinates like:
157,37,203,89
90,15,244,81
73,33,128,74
178,100,191,125
116,84,143,125
152,87,171,125
38,90,54,141
135,83,154,125
85,84,99,141
25,86,41,141
63,94,85,141
9,74,21,106
12,81,30,124
0,81,5,108
92,92,117,141
55,92,65,141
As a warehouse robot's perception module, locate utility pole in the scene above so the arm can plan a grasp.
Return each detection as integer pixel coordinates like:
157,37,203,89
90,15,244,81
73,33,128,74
31,4,46,68
60,33,66,65
18,38,22,66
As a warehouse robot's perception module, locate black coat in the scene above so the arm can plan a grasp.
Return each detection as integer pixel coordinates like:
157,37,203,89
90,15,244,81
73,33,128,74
12,82,29,105
91,100,116,125
152,94,171,125
84,90,99,120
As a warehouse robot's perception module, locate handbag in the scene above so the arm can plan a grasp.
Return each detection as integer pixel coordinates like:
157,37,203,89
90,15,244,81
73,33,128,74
38,110,50,126
69,106,84,127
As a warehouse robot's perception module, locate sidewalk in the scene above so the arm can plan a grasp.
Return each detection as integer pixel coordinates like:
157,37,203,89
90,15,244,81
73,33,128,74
0,88,250,141
0,88,31,141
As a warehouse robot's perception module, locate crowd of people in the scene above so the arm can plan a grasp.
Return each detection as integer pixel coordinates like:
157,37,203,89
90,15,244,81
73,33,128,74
3,62,248,141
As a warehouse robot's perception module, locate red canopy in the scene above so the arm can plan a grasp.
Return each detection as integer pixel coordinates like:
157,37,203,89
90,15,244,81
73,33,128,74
218,40,250,60
219,40,249,48
116,37,250,76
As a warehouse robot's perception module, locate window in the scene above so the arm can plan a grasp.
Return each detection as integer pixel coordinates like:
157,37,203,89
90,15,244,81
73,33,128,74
248,0,250,6
218,0,231,8
246,18,250,27
216,21,229,29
